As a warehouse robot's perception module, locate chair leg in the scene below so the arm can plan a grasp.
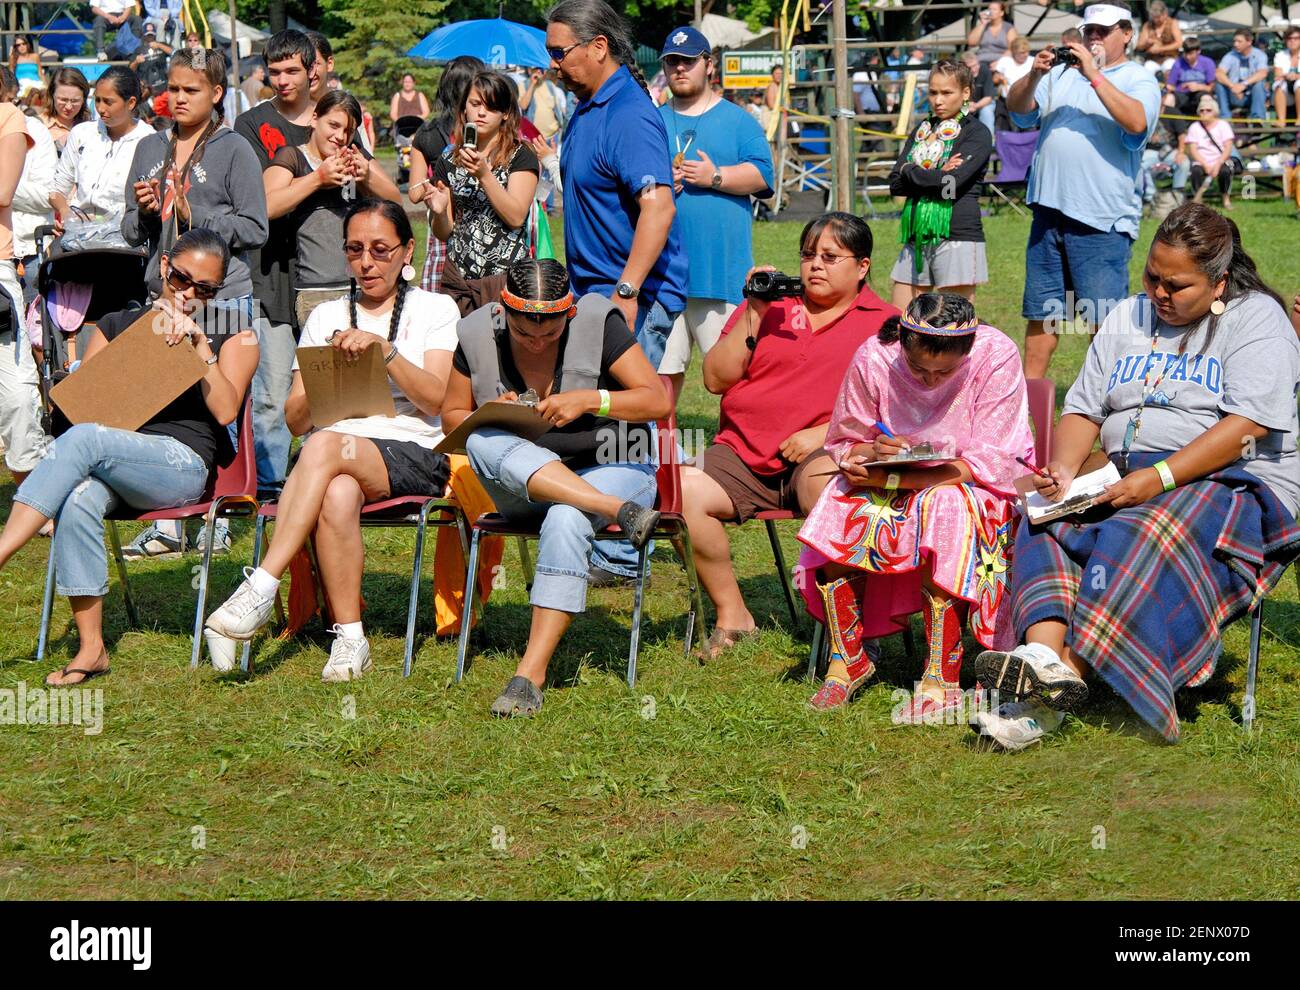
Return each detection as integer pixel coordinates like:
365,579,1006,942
402,502,433,678
241,513,268,675
807,620,826,681
517,535,534,590
626,542,651,689
190,509,219,670
36,543,56,661
1244,599,1263,732
455,528,483,683
676,525,704,657
453,508,483,626
765,518,800,629
106,521,139,628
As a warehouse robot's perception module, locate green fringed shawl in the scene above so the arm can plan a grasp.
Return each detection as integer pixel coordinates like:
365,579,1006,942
899,113,967,273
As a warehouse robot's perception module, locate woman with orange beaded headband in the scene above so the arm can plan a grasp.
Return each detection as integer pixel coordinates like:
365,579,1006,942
441,258,672,718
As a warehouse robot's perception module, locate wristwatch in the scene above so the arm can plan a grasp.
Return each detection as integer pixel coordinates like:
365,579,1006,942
615,281,639,300
710,168,723,190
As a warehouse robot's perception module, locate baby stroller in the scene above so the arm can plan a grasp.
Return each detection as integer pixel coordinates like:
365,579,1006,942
392,114,424,186
30,223,150,435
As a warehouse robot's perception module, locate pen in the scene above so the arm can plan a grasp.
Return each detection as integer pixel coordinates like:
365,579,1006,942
875,422,895,439
1016,455,1051,479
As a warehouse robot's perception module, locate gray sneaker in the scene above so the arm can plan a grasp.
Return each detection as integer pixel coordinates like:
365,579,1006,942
121,523,184,560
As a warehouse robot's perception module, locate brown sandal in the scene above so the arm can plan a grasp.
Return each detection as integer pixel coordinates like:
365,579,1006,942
695,626,757,663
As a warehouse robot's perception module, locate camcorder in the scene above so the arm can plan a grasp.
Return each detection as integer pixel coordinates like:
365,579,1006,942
744,270,803,301
1052,46,1081,68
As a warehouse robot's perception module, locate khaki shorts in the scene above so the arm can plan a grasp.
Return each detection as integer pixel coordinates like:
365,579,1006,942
698,441,830,524
658,298,736,375
295,287,350,332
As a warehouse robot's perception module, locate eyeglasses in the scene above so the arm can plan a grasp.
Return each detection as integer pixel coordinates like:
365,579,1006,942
661,54,705,71
547,41,585,64
344,241,401,262
166,264,222,300
799,251,857,266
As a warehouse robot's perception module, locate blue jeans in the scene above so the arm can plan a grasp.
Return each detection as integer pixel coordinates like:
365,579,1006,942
1216,80,1267,121
15,424,207,596
977,102,995,135
1022,205,1132,326
236,302,294,497
465,427,656,613
634,298,676,372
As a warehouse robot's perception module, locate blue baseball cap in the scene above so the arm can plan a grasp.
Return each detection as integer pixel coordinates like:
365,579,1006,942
661,27,711,59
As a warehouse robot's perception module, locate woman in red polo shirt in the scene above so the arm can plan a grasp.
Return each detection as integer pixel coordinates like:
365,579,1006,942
680,212,899,661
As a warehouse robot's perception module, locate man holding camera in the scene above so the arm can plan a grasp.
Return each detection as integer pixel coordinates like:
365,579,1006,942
656,27,774,401
1007,3,1161,378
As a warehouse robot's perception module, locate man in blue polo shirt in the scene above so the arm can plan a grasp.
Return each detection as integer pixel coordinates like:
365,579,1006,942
546,1,688,372
1007,2,1160,378
656,26,773,402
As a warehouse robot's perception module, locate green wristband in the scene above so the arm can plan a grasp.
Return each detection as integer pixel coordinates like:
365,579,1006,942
1153,459,1176,492
597,389,611,417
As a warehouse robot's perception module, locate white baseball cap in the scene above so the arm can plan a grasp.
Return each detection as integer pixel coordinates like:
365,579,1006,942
1081,4,1132,28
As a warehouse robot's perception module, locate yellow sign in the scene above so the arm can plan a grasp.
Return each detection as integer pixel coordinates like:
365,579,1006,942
722,50,802,90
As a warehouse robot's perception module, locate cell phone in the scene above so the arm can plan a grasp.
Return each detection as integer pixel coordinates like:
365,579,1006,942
462,122,478,148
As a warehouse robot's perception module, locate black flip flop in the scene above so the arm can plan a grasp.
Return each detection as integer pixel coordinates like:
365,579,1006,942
45,664,111,687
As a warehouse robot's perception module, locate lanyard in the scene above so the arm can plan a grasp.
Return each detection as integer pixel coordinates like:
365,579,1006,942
1120,325,1174,472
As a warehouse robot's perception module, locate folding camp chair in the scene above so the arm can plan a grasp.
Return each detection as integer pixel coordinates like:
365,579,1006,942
245,495,471,677
455,376,704,689
36,398,259,670
986,129,1038,216
805,378,1056,680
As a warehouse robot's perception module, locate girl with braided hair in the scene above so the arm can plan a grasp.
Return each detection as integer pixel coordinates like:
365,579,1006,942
123,47,268,309
203,198,462,683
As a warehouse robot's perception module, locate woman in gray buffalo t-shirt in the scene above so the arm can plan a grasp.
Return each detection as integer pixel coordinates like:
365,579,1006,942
263,90,401,330
969,204,1300,752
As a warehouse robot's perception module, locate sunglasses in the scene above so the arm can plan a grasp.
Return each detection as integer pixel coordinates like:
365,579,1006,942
1082,25,1116,40
799,251,857,266
344,241,401,263
547,41,585,64
662,54,705,71
166,264,221,299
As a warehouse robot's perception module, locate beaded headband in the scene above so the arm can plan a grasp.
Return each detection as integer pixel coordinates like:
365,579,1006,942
500,287,575,315
900,314,979,337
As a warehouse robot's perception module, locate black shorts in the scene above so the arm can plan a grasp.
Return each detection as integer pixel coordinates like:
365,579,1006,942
372,439,450,498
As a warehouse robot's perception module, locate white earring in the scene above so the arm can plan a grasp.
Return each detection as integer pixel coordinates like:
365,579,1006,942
1210,298,1226,316
401,264,416,282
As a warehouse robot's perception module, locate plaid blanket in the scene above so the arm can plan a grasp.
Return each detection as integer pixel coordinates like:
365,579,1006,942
1011,452,1300,741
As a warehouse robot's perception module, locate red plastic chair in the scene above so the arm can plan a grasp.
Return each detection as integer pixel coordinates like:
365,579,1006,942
246,493,470,677
454,376,703,688
36,398,259,670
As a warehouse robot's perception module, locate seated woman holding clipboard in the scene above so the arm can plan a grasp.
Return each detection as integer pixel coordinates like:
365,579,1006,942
0,228,260,687
441,258,671,718
796,293,1034,720
974,205,1300,751
202,198,461,682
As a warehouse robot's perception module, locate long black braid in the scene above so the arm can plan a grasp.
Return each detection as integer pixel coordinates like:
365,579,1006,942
349,276,410,343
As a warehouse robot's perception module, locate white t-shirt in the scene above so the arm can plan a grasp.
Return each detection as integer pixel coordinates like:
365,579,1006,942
294,286,460,449
992,54,1034,98
1274,49,1300,83
52,118,154,219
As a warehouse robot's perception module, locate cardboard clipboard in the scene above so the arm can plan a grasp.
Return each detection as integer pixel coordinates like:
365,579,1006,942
297,345,397,428
434,401,553,455
50,309,208,432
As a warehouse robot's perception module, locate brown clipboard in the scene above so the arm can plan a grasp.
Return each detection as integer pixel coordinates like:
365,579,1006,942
50,309,209,432
434,401,553,455
297,344,398,428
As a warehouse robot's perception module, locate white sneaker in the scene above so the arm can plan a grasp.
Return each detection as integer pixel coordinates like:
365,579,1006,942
973,699,1064,751
974,643,1089,711
205,629,239,673
321,626,372,683
204,568,275,641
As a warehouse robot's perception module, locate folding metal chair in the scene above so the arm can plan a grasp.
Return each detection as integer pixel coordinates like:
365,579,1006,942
986,129,1038,217
36,397,259,669
455,376,704,689
245,494,470,677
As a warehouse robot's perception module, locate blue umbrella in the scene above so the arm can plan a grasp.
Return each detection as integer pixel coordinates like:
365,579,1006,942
407,17,550,69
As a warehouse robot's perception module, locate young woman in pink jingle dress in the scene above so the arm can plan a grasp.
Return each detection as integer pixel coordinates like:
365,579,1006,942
796,294,1034,721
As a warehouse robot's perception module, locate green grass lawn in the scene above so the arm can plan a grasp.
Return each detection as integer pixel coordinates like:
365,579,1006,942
2,199,1298,900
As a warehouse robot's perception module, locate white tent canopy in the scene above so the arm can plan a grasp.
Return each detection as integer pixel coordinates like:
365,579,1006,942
919,7,1081,45
697,12,775,49
1209,2,1281,26
206,11,269,59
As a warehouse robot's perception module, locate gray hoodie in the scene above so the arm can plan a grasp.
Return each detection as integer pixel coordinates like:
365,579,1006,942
121,124,268,300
